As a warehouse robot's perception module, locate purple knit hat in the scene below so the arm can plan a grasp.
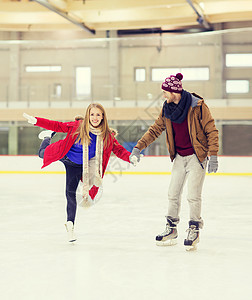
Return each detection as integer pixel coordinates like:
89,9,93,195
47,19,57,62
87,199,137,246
161,73,183,93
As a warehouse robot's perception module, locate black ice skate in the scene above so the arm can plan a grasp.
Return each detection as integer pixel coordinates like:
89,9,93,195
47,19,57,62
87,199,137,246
184,221,200,251
156,218,178,246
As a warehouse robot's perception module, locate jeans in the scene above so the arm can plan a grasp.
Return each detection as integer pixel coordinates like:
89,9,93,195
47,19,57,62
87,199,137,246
38,138,95,224
167,154,207,228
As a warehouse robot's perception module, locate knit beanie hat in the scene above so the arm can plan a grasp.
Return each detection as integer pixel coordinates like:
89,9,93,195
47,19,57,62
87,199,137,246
161,73,183,93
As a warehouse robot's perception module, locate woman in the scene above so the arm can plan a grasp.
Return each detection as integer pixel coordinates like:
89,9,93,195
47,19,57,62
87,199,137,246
23,103,134,242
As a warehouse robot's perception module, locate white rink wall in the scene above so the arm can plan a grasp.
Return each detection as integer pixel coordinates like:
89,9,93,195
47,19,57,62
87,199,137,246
0,155,251,175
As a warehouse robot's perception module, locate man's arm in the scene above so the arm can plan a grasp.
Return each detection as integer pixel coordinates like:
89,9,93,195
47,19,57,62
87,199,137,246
135,111,166,151
129,111,166,165
201,103,219,156
200,103,219,173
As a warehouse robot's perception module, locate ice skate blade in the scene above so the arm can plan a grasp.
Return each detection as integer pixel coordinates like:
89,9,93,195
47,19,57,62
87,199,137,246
185,245,197,251
69,238,77,243
156,239,177,247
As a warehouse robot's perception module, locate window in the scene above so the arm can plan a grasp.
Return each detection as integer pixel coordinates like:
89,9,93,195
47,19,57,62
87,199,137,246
151,67,209,81
76,67,91,97
0,127,8,155
25,66,61,72
226,80,249,93
226,54,252,67
135,68,146,82
53,84,62,98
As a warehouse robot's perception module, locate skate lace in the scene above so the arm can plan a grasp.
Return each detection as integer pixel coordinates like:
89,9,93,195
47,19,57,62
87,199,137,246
186,226,198,240
161,224,172,235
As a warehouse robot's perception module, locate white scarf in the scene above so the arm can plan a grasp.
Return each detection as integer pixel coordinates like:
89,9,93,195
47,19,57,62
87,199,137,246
81,126,103,206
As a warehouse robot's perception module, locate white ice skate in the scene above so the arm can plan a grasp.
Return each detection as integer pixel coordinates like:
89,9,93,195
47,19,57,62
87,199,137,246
38,130,56,140
65,221,77,243
156,219,178,246
184,223,199,251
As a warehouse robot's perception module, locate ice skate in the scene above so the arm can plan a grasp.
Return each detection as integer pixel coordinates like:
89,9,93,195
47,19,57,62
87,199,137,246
38,130,56,140
184,221,199,251
156,218,178,246
65,221,77,243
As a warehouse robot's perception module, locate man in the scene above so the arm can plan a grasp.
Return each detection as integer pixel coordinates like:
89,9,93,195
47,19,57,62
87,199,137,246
130,73,219,250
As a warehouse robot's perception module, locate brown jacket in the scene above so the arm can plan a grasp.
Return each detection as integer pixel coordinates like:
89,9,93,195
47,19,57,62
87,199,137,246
135,94,219,163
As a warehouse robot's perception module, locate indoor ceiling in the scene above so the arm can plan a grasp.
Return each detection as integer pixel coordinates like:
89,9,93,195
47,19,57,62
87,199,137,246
0,0,252,35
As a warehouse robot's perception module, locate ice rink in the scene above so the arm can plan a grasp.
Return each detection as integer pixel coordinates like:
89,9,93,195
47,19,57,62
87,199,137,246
1,160,252,300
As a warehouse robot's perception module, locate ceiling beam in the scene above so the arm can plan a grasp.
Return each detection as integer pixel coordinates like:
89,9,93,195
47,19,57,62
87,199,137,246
67,0,251,11
47,0,68,11
209,11,252,23
33,0,95,34
205,1,252,13
0,2,47,12
186,0,212,29
71,6,194,23
67,0,185,11
87,17,199,31
0,12,68,24
0,23,79,31
0,0,251,32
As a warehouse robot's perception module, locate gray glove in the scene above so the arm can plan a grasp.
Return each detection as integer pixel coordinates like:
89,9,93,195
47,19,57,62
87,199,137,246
129,147,141,166
208,155,218,173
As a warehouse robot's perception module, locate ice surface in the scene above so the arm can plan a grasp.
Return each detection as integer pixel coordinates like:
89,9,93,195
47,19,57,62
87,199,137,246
0,173,251,300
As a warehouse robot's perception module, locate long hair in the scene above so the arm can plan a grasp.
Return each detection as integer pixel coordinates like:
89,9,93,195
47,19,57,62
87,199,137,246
73,103,112,148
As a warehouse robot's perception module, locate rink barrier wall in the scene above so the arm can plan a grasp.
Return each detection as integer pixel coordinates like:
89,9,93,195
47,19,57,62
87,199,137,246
0,155,251,176
1,106,252,122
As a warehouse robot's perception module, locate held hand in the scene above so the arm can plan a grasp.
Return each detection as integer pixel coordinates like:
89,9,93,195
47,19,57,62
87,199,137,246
23,113,37,125
208,155,218,174
130,154,144,166
130,155,138,167
129,148,142,166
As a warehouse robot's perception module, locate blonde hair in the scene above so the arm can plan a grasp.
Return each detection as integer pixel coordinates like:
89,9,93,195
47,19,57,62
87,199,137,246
73,103,112,148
